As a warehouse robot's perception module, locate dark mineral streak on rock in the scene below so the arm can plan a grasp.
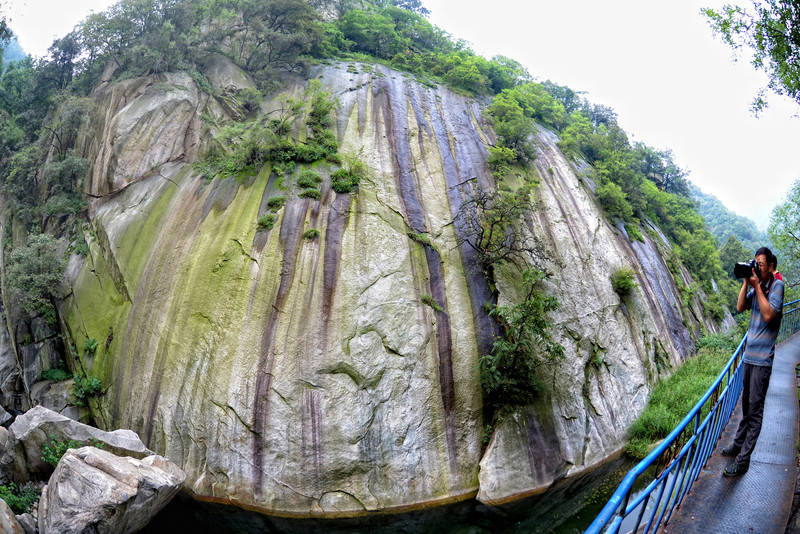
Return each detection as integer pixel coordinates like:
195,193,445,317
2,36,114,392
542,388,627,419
252,172,282,253
321,193,351,326
425,86,497,356
375,69,459,475
251,196,309,497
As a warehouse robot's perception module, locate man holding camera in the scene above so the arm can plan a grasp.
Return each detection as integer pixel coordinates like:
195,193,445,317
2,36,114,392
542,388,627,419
722,247,785,477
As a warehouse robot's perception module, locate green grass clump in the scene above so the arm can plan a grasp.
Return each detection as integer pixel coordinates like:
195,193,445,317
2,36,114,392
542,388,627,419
299,188,322,200
611,267,637,296
407,232,433,247
0,482,39,514
303,228,320,240
266,195,286,210
625,338,735,458
257,213,276,231
421,294,443,312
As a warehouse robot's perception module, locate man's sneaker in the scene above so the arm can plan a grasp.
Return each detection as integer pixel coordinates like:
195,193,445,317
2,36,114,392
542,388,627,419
723,461,749,477
721,445,741,457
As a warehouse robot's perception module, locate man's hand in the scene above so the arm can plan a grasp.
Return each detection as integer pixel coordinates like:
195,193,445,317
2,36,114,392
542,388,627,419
748,268,760,288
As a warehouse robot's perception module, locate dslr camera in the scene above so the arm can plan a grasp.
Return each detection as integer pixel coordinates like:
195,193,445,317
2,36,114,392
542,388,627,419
734,259,761,279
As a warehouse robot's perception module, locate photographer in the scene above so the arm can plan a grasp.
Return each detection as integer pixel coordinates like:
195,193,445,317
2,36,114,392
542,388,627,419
721,247,784,477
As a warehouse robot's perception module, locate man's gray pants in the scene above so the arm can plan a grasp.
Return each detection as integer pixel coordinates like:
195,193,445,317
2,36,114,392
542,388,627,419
733,362,772,465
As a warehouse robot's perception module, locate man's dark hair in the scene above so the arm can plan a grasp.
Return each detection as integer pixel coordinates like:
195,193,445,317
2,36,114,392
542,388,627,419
755,247,777,271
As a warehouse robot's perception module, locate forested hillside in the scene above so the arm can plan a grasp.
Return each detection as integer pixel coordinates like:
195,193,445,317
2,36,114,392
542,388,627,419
689,183,764,253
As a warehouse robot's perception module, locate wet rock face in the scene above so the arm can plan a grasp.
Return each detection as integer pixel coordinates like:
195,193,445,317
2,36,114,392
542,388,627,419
59,59,722,515
38,447,185,534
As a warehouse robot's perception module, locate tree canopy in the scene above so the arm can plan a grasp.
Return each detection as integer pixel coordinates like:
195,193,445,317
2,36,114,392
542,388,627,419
703,0,800,113
768,178,800,297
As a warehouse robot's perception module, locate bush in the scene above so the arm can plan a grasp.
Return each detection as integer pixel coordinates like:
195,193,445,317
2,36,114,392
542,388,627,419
303,228,320,240
266,195,285,210
421,294,443,312
257,213,276,231
625,223,644,243
298,170,322,188
611,267,637,296
41,436,83,468
84,337,98,354
331,155,367,194
41,368,70,382
299,188,321,200
479,269,564,408
0,482,39,514
73,375,102,406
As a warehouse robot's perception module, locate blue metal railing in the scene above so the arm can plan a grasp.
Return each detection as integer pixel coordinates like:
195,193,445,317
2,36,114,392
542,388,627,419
585,298,800,534
779,297,800,344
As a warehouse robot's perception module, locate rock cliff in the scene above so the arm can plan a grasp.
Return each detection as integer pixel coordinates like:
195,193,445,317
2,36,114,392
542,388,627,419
4,57,728,516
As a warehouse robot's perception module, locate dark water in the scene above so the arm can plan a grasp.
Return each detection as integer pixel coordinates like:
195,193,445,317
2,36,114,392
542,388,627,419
141,456,637,534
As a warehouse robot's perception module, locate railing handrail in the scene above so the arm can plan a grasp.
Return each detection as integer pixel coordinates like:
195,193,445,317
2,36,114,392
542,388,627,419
586,297,800,534
584,334,747,533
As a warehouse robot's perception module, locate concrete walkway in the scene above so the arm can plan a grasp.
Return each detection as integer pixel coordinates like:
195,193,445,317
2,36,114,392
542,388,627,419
663,332,800,534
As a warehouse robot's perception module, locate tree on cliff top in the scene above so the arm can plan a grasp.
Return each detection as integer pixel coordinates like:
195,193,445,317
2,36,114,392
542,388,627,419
703,0,800,113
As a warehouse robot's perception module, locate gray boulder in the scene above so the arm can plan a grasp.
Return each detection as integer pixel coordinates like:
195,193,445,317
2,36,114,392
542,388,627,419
0,426,24,485
15,513,36,534
29,379,89,423
9,405,152,475
0,498,24,534
38,447,185,534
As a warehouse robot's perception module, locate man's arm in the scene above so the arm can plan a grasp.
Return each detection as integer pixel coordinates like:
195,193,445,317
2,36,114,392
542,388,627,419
736,279,750,313
753,282,776,322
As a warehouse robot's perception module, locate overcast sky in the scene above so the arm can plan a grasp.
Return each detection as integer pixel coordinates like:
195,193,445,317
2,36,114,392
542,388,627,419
4,0,800,230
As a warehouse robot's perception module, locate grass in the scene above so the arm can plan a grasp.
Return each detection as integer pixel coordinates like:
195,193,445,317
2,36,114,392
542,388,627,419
421,294,443,313
625,333,739,458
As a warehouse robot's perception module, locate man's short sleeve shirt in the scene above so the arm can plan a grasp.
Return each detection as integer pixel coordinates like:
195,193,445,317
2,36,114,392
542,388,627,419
743,277,785,366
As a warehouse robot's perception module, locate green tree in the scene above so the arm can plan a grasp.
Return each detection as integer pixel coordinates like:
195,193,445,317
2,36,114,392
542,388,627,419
480,268,564,408
703,1,800,113
5,233,66,324
718,234,751,279
487,92,534,159
768,178,800,296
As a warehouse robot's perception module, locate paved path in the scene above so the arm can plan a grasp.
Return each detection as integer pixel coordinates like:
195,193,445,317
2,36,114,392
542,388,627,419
663,332,800,534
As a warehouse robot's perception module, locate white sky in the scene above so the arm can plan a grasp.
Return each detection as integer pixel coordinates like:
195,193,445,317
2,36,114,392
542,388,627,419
4,0,800,230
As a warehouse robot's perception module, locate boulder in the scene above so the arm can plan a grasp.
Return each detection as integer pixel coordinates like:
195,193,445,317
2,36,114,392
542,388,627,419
0,404,11,426
0,498,24,534
38,447,185,534
29,379,89,423
10,406,152,475
15,513,36,534
0,426,24,485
